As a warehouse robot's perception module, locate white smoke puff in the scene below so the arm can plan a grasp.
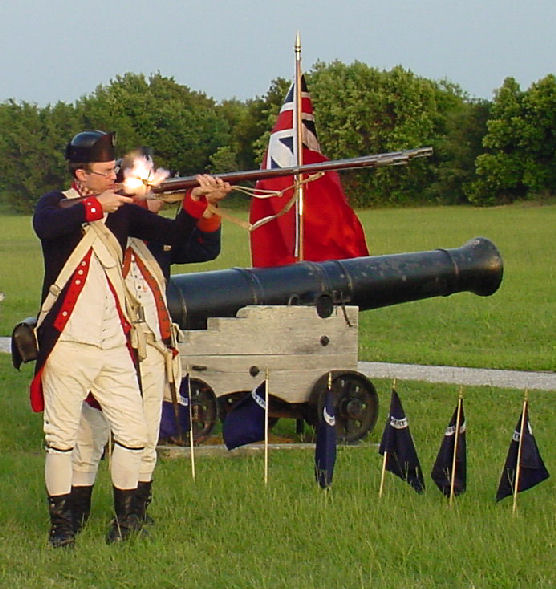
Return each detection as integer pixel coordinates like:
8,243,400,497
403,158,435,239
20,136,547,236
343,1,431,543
123,155,170,199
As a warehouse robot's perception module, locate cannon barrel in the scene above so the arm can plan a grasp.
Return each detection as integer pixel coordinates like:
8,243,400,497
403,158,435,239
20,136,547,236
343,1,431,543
167,237,503,330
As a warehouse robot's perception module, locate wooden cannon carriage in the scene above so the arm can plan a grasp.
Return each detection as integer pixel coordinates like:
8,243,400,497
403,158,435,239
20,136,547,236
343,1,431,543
166,237,503,443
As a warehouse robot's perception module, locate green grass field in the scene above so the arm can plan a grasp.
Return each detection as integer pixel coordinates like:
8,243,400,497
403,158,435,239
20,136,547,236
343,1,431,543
0,203,554,587
0,356,554,588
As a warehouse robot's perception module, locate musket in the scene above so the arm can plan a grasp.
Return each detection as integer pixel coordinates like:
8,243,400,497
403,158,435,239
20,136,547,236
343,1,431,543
58,147,432,208
153,147,433,194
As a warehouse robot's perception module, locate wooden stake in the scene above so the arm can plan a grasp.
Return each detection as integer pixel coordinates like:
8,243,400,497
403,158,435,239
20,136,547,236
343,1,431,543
379,452,388,498
449,386,464,505
379,380,397,498
264,369,269,486
187,368,196,481
512,390,529,515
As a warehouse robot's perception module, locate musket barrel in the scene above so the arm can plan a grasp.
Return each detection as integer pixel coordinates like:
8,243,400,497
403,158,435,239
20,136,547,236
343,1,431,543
167,237,503,329
153,147,433,194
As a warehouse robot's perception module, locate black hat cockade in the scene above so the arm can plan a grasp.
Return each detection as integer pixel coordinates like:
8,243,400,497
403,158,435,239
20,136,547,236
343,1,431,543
65,130,116,163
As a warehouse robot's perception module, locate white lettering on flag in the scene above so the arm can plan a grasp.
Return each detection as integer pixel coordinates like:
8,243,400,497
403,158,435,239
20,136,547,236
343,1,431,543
323,406,336,427
251,386,266,410
512,421,532,442
445,420,467,436
389,416,408,429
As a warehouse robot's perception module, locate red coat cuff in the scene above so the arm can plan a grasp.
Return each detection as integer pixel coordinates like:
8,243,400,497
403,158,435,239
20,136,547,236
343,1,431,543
183,192,208,219
197,214,221,232
83,196,103,221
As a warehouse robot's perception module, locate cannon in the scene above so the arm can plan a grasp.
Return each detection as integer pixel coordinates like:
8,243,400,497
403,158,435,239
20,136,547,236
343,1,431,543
166,237,503,443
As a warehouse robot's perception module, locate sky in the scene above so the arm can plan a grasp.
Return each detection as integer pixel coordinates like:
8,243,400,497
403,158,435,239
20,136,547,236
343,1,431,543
0,0,554,106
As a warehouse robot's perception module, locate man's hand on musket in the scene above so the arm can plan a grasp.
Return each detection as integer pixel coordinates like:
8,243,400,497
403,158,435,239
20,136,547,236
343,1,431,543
191,175,232,205
96,190,134,214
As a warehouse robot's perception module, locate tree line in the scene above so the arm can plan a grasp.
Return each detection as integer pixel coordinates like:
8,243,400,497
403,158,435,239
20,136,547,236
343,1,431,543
0,63,554,213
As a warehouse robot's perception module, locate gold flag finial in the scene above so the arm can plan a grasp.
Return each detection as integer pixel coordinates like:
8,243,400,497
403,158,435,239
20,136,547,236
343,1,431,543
295,31,301,55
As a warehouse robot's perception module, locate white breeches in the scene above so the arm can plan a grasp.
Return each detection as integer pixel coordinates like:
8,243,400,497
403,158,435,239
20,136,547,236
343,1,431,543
43,341,147,495
72,343,166,486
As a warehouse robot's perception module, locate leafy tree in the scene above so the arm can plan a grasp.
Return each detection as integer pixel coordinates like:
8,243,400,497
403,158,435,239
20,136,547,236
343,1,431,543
430,97,491,204
208,145,238,173
306,62,448,206
0,100,79,213
468,75,556,205
217,98,263,171
467,78,527,204
520,74,556,194
75,73,231,175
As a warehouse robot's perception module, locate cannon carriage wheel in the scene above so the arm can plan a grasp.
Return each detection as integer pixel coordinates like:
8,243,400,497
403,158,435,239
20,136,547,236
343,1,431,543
188,378,219,444
308,371,379,443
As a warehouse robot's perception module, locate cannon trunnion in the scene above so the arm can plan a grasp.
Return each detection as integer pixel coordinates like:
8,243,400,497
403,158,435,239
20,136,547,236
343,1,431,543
168,238,503,443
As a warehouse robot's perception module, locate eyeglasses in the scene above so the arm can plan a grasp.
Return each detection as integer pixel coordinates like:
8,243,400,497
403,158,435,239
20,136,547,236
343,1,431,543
87,167,117,178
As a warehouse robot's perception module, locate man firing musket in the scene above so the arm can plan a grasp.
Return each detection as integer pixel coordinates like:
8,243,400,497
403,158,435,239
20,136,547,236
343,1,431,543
31,129,231,548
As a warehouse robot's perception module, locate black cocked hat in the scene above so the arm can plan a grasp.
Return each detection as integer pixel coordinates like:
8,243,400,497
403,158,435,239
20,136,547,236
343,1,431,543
65,130,116,163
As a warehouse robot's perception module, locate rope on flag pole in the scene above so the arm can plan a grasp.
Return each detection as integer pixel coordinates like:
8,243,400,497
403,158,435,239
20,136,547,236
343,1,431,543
512,390,529,515
264,368,269,485
186,367,196,481
449,386,464,505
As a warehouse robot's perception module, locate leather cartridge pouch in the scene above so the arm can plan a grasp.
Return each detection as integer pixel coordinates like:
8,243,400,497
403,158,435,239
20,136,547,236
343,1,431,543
11,317,38,369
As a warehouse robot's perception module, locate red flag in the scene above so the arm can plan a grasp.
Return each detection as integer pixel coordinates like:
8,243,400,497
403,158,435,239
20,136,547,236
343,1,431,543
249,76,369,268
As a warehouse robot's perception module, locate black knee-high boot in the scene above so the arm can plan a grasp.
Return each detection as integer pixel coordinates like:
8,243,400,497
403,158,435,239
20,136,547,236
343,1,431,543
71,485,94,534
48,493,75,548
106,487,144,544
134,480,155,524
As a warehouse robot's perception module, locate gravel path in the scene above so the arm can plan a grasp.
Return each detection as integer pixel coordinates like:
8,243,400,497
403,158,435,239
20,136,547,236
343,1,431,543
1,337,553,391
358,362,555,391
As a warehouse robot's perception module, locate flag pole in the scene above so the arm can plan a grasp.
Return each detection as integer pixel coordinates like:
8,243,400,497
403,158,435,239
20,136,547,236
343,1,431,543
379,378,396,498
378,451,388,498
325,371,333,498
264,369,269,485
293,31,304,261
512,390,529,515
186,367,196,481
449,386,464,505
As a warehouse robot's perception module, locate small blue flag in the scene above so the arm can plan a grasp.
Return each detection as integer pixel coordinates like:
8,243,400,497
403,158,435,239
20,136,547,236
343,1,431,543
314,386,337,488
431,401,467,496
378,389,425,493
496,402,549,501
222,382,266,450
159,375,191,440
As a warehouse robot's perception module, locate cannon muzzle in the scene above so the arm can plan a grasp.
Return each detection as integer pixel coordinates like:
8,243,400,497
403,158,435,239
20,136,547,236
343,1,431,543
167,237,503,330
